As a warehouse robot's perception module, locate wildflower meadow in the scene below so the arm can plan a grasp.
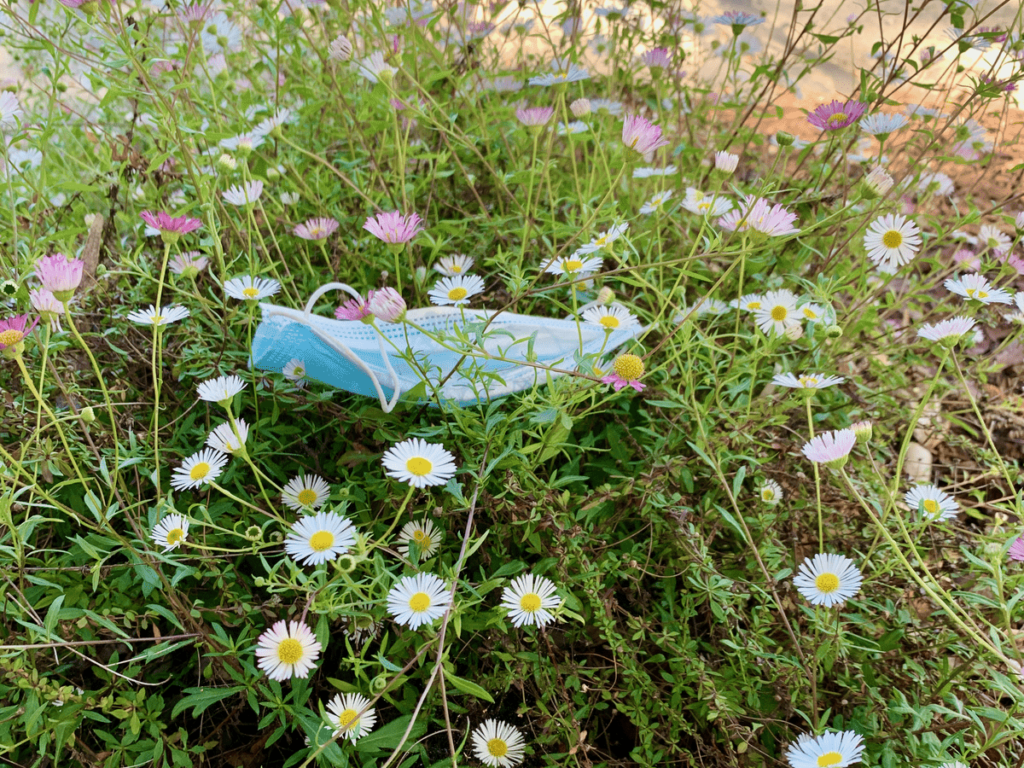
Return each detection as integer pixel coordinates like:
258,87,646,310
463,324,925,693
2,0,1024,765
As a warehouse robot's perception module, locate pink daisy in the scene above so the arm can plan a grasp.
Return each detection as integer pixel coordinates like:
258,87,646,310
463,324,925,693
601,353,646,392
807,99,868,131
641,48,671,69
293,217,339,241
35,254,84,301
516,106,554,127
622,114,671,156
140,211,203,241
363,211,424,245
367,287,407,323
1009,536,1024,562
335,290,376,322
801,429,856,469
0,313,40,357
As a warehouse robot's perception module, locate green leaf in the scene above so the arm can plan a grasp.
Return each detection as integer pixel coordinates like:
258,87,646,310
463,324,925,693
170,686,244,719
443,670,495,703
354,714,427,753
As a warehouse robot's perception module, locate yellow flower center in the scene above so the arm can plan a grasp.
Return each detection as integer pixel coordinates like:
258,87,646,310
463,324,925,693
826,112,848,127
150,315,165,324
815,573,840,593
447,287,468,301
0,329,24,346
629,136,639,149
799,377,818,387
408,592,431,612
599,316,620,329
519,593,542,612
450,264,463,273
761,489,774,501
166,528,185,545
923,499,939,516
613,354,644,381
594,235,608,246
242,287,260,298
406,457,433,476
882,230,903,249
309,531,335,552
293,366,304,377
487,739,509,758
413,530,432,550
564,259,583,272
309,227,322,237
771,306,788,322
337,709,359,729
817,752,843,768
746,301,761,310
297,489,318,506
276,638,303,664
190,462,211,481
803,308,819,319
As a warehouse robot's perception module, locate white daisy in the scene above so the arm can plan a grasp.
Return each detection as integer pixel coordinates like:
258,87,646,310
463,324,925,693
904,483,959,521
387,572,449,629
126,304,191,326
254,620,322,681
792,553,862,607
674,297,730,322
863,213,922,272
944,273,1012,305
471,720,527,768
428,274,485,306
578,222,628,254
581,304,638,331
500,573,561,628
759,479,782,505
206,418,249,455
325,692,377,742
151,513,190,551
979,224,1012,253
223,275,281,301
772,373,845,390
285,511,357,566
170,448,228,492
434,254,475,276
528,63,590,87
222,181,264,206
283,358,308,387
917,316,976,344
785,730,865,768
381,438,458,488
859,112,909,137
557,120,589,135
633,165,676,178
683,187,733,216
917,172,954,197
798,303,827,322
397,518,444,559
281,474,331,511
639,190,674,215
356,51,397,83
544,254,604,278
196,374,246,404
730,293,764,312
754,289,799,335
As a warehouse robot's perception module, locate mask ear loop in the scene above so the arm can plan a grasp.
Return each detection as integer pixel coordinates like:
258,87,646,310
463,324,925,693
299,282,402,413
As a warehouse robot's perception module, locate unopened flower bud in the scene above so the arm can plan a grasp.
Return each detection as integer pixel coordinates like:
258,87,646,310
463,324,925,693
851,420,872,443
784,324,804,341
217,153,237,171
825,324,843,339
329,34,353,62
714,150,739,174
570,98,591,117
775,131,795,147
597,286,615,305
80,406,96,423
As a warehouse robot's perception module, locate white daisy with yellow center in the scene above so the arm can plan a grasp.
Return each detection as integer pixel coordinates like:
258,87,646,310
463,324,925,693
471,720,527,768
206,418,249,456
170,448,228,492
285,511,357,566
944,273,1012,305
152,513,190,551
196,374,246,405
325,692,377,741
730,293,764,312
753,289,799,335
223,275,281,302
254,620,322,681
398,518,443,559
434,253,475,276
428,274,485,306
281,473,331,511
772,372,845,391
283,358,308,388
640,189,674,215
544,253,604,278
792,553,862,607
581,303,639,331
500,573,562,628
904,483,959,521
126,304,191,327
759,479,782,506
387,572,449,629
784,730,865,768
863,212,921,272
381,438,457,488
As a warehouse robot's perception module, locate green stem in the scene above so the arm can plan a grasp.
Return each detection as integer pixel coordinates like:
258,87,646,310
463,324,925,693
806,397,824,552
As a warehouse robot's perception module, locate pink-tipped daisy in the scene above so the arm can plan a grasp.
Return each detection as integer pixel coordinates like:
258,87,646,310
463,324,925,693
602,353,646,392
140,211,202,241
1009,536,1024,562
169,251,210,278
363,211,423,245
801,429,856,469
293,217,339,241
335,290,376,321
0,313,40,357
622,114,670,156
35,254,84,301
917,316,976,345
516,106,554,127
807,99,868,131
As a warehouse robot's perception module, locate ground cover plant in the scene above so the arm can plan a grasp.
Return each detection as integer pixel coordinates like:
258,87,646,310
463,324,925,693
2,0,1024,765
